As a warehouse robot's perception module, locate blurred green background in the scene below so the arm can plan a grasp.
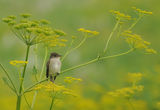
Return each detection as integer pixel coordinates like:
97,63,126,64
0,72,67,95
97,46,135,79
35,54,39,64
0,0,160,110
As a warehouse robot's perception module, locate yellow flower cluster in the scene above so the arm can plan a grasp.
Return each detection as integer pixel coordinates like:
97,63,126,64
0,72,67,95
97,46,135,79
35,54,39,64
110,10,131,20
34,82,77,97
74,98,98,110
127,73,143,85
145,48,157,54
122,30,157,54
108,85,144,98
2,14,67,47
157,102,160,108
9,60,28,66
64,77,82,83
132,7,153,15
43,36,67,47
108,72,144,98
129,72,143,84
78,28,99,35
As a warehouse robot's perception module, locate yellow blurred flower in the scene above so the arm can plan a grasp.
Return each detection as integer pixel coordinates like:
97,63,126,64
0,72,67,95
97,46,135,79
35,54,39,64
64,77,82,84
34,82,77,97
122,31,156,54
132,7,153,15
110,10,131,20
78,28,99,35
128,73,143,85
108,85,144,98
145,48,157,54
9,60,28,66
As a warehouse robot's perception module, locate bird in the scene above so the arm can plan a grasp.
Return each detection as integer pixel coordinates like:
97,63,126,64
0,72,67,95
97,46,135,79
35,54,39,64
46,52,61,83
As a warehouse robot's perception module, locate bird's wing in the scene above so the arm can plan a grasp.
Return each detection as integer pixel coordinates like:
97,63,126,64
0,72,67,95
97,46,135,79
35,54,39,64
46,60,50,78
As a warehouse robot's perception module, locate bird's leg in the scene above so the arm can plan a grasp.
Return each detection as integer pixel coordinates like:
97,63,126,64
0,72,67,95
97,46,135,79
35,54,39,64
53,73,60,81
57,73,60,76
50,75,54,83
54,76,57,81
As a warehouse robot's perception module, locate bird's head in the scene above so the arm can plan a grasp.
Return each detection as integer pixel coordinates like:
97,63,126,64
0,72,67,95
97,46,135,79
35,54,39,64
50,52,61,58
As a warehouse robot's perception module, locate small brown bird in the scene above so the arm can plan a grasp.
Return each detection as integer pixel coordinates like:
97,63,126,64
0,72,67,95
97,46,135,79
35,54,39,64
46,52,61,83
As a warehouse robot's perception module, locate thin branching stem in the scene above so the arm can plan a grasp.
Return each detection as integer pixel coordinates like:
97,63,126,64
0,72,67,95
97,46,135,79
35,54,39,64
31,47,48,109
0,64,18,95
33,43,38,82
23,94,32,110
39,47,48,80
22,48,134,93
22,87,32,110
61,48,134,74
61,39,74,62
49,97,55,110
23,78,48,94
103,19,120,54
128,15,143,30
127,98,136,110
61,35,87,61
11,28,26,44
49,92,57,110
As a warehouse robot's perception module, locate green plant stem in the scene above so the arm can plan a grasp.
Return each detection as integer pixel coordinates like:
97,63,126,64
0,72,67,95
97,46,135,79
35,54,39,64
49,92,57,110
103,19,120,54
49,97,54,110
34,43,38,82
23,48,134,93
61,39,74,62
3,79,16,93
40,47,48,79
22,87,32,110
0,64,18,95
11,28,26,44
61,36,87,61
31,92,37,110
31,47,48,109
16,45,30,110
128,15,143,30
127,98,136,110
22,48,133,110
61,48,134,74
23,78,48,94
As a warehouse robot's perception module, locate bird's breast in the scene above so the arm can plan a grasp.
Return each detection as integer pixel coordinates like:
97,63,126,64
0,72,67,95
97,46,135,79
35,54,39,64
49,58,61,74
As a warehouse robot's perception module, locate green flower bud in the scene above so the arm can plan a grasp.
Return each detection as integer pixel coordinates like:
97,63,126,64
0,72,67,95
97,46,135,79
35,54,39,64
2,18,12,23
54,29,66,36
40,19,50,25
8,21,16,26
8,15,16,20
20,13,31,18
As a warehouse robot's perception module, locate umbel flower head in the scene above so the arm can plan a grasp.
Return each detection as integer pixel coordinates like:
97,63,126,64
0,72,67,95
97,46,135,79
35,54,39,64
64,77,82,83
132,7,153,15
108,72,144,98
109,10,131,20
78,28,99,37
108,85,144,98
2,13,67,47
9,60,28,66
127,72,143,85
34,82,77,97
121,30,157,54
